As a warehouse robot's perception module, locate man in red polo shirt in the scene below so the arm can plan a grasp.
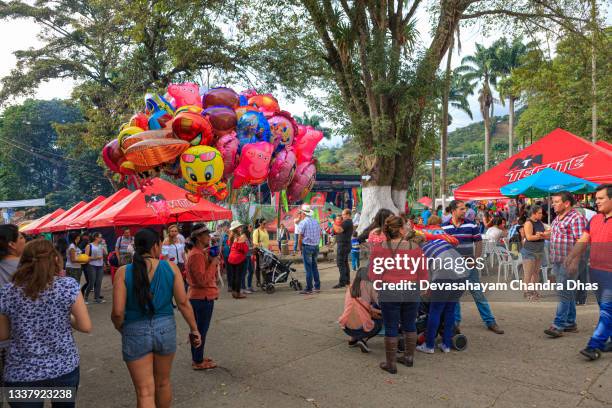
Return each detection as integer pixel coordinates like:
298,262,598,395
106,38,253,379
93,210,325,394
566,184,612,361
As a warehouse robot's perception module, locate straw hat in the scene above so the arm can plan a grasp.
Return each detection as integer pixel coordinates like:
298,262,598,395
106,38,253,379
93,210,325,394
229,220,244,231
300,204,313,216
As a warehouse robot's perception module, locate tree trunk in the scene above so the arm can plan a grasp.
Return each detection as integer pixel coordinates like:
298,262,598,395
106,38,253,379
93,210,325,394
508,97,514,157
431,154,436,204
484,116,490,171
358,153,399,233
440,38,453,202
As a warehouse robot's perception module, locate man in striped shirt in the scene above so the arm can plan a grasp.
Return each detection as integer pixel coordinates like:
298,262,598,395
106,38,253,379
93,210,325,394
296,204,322,295
442,200,504,334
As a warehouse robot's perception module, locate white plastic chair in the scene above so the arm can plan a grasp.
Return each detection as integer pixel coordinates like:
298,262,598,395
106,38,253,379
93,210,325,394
496,247,522,282
540,265,549,283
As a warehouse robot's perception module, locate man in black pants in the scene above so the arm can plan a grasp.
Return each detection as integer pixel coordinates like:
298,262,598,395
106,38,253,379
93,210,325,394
333,209,353,289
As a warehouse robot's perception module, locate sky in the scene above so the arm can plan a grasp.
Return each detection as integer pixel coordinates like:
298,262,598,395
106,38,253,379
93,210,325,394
1,5,606,147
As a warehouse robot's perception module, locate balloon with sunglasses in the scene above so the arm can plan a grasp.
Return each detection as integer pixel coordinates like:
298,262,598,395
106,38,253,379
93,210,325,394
180,145,228,202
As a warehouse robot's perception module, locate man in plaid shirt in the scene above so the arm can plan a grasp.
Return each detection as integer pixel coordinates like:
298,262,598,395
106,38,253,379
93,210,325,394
545,191,587,338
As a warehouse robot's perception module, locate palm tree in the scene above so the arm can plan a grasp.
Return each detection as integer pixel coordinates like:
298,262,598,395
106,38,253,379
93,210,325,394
294,113,332,139
492,37,528,157
456,44,498,170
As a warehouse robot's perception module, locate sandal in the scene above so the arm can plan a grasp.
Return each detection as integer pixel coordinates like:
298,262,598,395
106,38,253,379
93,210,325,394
192,359,217,370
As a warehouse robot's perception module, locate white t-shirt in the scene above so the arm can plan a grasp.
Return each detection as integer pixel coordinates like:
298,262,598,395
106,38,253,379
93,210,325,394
65,243,82,269
162,242,185,264
484,226,505,244
87,243,105,267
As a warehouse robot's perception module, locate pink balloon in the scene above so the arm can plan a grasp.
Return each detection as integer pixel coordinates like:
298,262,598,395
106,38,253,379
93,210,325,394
294,126,323,164
267,147,297,192
286,161,316,203
215,132,239,179
268,111,297,150
232,142,274,188
167,83,201,108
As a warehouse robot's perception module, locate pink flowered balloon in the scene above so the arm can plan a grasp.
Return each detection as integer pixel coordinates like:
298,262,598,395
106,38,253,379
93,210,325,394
167,83,201,108
232,142,274,188
215,132,240,179
293,126,323,164
267,147,297,192
268,111,298,150
286,160,316,202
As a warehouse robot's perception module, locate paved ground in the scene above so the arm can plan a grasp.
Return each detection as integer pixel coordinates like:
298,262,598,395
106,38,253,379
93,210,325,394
75,262,611,408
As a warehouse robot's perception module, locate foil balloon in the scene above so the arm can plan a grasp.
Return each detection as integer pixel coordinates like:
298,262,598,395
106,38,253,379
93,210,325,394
145,93,175,129
236,111,271,147
294,125,323,164
202,106,237,137
268,111,298,150
267,147,297,192
232,142,274,188
128,113,149,130
102,139,134,175
120,129,173,153
124,138,190,172
174,105,203,115
180,145,228,202
167,82,201,108
202,87,240,109
248,94,280,114
286,160,316,203
234,105,258,121
118,126,145,153
172,111,214,146
215,132,239,178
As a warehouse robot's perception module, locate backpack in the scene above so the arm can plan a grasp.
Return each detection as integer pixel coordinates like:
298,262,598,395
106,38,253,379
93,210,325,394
108,251,120,268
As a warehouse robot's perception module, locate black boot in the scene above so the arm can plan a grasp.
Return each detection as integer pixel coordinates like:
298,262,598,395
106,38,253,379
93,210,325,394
379,337,398,374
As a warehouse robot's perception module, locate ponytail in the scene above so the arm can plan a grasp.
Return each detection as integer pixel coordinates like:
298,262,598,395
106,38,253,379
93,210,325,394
131,228,160,316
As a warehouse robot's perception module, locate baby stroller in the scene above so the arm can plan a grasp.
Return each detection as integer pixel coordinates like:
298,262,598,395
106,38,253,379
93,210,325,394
415,299,468,351
258,248,302,294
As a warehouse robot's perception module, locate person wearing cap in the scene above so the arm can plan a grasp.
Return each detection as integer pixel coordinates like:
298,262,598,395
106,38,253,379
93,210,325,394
296,205,322,294
185,224,219,369
227,221,249,299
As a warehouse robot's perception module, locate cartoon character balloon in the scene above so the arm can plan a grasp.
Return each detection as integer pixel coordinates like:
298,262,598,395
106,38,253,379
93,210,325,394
268,111,298,151
145,94,175,130
267,147,297,192
293,125,323,164
202,106,237,137
172,111,214,146
286,160,316,202
232,142,274,188
236,111,271,147
202,87,240,109
215,132,239,179
180,145,228,202
167,83,201,108
248,94,280,114
234,105,259,121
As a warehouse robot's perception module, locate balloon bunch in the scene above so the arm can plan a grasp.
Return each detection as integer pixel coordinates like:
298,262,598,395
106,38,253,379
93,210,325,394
102,84,323,203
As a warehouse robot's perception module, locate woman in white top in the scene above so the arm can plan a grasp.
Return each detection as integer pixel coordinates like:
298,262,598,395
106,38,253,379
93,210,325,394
66,231,87,283
162,225,186,272
484,216,507,246
84,232,107,304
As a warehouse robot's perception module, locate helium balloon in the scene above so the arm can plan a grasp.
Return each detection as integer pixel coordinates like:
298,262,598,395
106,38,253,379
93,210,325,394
202,106,237,137
129,113,149,130
267,147,297,192
202,87,240,109
125,138,190,171
175,105,203,115
172,111,214,146
180,145,228,201
286,160,316,203
248,94,280,114
215,132,239,178
167,82,202,108
234,105,259,121
232,142,274,188
120,129,172,153
102,139,133,175
236,111,271,147
145,93,175,129
294,125,323,164
268,111,298,150
118,126,145,153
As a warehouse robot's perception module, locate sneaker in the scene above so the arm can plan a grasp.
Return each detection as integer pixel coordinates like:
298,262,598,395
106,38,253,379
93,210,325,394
299,289,313,295
416,344,434,354
437,343,451,353
563,324,578,333
98,295,105,299
313,288,321,293
95,299,106,304
84,300,90,305
544,326,563,338
604,340,612,353
332,284,345,289
245,288,255,294
356,339,370,353
580,348,601,361
348,339,358,348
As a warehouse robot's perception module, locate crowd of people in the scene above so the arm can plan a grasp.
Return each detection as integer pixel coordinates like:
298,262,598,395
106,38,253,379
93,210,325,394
0,184,610,406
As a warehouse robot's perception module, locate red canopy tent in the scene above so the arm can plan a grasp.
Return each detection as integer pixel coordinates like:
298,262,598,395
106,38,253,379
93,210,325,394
48,196,107,232
38,201,87,233
417,196,433,208
596,140,612,151
454,128,612,200
88,178,232,228
21,208,65,235
67,189,131,230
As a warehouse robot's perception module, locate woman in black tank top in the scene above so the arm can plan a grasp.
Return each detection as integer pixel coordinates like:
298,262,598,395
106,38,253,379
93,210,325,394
520,205,551,301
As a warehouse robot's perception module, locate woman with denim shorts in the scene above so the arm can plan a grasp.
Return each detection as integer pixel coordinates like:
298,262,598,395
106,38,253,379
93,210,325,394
112,228,201,408
520,205,550,301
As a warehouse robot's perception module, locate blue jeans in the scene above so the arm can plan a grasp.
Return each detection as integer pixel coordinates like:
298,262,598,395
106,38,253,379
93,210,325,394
121,315,177,362
380,301,419,337
246,258,255,289
302,244,320,291
427,301,458,348
351,252,360,271
587,268,612,350
189,299,214,364
293,234,299,252
552,263,577,330
343,319,383,341
5,366,80,408
455,267,496,327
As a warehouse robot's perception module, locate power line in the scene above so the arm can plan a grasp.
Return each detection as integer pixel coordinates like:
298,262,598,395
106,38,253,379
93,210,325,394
0,135,94,166
1,154,74,189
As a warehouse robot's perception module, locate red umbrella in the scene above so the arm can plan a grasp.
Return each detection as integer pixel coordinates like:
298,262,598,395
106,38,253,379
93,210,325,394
417,196,433,208
88,178,232,228
38,202,88,233
48,196,107,232
21,208,65,235
67,189,132,230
